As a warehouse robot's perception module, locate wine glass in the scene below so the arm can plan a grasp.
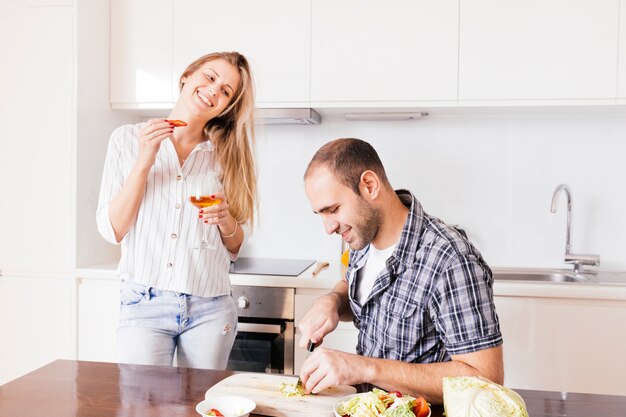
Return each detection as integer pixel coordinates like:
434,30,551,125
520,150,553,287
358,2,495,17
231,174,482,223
187,173,221,250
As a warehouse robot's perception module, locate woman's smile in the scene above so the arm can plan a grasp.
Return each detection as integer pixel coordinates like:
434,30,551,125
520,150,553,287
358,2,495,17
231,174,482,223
197,90,214,108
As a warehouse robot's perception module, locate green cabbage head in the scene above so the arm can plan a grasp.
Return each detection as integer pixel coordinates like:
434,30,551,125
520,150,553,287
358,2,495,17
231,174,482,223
443,376,529,417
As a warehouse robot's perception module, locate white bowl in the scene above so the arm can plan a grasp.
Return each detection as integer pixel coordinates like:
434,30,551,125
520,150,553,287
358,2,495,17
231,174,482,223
196,395,256,417
334,393,431,417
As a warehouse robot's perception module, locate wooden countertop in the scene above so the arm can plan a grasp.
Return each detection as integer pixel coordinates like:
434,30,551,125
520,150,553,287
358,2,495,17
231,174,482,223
1,360,625,417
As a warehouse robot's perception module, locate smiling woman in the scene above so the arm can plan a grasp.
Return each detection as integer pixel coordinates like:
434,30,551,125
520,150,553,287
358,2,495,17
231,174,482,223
96,51,258,371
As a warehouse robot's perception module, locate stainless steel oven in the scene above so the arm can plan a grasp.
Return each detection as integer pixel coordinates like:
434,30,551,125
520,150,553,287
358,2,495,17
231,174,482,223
227,285,295,375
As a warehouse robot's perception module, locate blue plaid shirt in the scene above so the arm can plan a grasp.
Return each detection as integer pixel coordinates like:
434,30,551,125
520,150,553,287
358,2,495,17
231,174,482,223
346,190,502,364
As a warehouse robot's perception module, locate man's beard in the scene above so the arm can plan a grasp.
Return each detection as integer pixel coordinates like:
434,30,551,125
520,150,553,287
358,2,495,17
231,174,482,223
349,196,382,251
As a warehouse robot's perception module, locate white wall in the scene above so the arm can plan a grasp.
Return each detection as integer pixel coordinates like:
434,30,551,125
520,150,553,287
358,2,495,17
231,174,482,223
76,0,138,267
243,111,626,271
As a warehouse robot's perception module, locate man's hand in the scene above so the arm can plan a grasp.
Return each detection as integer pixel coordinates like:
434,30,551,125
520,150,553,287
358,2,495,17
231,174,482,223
297,292,342,348
299,348,370,394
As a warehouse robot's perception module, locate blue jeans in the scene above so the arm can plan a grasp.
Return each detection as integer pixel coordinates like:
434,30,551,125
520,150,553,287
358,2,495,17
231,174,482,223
116,281,237,370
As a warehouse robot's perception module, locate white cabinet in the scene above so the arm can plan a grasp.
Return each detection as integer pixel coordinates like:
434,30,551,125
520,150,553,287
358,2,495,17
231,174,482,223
294,290,359,374
110,0,311,108
618,0,626,99
0,2,74,275
310,0,458,105
459,0,619,102
110,0,174,108
171,0,311,107
0,276,75,385
77,279,120,363
495,294,626,396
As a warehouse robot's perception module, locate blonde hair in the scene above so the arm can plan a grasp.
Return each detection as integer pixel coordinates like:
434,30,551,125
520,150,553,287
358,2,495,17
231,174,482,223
179,52,257,229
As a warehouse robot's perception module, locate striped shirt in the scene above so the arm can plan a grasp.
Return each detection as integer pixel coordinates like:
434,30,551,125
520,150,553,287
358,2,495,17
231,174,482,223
96,123,248,298
346,190,502,363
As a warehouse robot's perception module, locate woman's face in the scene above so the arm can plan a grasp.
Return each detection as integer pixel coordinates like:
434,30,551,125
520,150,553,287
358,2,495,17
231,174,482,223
180,58,241,121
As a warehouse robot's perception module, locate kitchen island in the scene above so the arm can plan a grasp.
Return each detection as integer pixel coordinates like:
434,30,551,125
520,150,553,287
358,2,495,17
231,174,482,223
0,360,624,417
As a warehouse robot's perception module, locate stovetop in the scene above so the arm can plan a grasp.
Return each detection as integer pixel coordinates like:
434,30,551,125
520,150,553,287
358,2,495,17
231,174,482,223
229,257,316,277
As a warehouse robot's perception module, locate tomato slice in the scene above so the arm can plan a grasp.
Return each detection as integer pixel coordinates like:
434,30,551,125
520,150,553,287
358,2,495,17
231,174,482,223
207,408,224,416
413,397,430,417
165,119,187,127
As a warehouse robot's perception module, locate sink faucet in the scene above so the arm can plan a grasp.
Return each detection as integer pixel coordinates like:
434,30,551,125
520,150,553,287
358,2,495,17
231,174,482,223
550,184,600,274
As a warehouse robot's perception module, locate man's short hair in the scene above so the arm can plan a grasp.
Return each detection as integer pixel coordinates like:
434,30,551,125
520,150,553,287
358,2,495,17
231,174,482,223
304,138,390,194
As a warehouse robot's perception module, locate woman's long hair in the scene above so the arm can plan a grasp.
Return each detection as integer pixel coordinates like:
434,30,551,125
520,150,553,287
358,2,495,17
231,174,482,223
179,52,257,229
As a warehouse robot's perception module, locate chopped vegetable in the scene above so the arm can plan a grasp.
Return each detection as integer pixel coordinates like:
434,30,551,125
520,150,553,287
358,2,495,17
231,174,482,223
205,408,224,416
279,379,307,397
443,376,529,417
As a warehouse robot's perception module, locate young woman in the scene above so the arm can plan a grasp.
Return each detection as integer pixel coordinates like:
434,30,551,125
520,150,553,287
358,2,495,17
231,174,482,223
97,52,257,369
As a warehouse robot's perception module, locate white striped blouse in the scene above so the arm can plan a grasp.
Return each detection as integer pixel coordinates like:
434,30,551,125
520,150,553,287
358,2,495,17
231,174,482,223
96,123,248,298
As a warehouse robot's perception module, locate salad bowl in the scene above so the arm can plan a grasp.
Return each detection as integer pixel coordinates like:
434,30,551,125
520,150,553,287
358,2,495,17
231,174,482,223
334,392,431,417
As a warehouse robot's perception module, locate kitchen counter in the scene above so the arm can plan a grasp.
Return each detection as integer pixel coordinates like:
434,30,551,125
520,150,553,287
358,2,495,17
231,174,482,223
77,261,626,300
2,360,625,417
77,260,343,289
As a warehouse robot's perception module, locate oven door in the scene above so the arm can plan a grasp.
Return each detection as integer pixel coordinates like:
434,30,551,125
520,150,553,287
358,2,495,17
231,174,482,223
227,320,294,375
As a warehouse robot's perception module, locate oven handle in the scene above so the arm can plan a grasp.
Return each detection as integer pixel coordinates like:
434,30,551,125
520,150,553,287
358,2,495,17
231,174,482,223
237,322,283,334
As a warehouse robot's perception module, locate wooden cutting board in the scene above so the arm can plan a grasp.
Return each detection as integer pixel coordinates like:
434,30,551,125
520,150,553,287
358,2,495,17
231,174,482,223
205,373,356,417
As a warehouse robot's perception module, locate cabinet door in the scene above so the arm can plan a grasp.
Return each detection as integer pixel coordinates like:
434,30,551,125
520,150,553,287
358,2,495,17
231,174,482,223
110,0,174,107
495,295,626,396
0,3,74,274
0,276,75,385
78,279,120,362
618,0,626,98
172,0,310,106
459,0,619,101
311,0,458,105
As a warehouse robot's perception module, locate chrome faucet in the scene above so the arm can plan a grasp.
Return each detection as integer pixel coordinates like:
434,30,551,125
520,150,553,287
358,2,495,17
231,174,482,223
550,184,600,274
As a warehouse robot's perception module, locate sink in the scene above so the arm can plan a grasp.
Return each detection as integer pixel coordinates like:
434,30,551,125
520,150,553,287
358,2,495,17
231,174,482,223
494,272,589,283
493,268,626,285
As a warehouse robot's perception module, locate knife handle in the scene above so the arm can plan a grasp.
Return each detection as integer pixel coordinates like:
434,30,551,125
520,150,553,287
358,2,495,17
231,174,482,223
306,340,316,352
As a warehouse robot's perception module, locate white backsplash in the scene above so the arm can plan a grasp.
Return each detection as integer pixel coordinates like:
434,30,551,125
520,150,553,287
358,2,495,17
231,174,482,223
241,112,626,271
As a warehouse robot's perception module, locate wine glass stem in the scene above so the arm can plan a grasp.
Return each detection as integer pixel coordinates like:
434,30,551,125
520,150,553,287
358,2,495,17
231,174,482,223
202,222,209,248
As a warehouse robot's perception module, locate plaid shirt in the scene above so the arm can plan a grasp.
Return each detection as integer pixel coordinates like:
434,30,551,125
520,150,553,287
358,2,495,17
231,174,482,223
346,190,502,364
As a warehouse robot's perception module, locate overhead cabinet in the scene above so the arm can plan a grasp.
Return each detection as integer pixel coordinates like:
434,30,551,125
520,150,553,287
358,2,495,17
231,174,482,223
110,0,626,109
110,0,174,107
459,0,620,102
310,0,459,106
111,0,311,109
172,0,311,107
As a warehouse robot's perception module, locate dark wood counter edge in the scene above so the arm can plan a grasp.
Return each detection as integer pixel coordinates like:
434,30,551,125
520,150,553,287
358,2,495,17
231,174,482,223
1,360,625,417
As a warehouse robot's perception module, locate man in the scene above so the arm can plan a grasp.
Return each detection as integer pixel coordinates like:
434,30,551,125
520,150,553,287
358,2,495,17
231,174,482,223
298,138,503,404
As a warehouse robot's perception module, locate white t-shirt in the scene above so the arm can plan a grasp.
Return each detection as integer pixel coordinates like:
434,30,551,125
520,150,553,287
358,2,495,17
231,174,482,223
355,243,396,306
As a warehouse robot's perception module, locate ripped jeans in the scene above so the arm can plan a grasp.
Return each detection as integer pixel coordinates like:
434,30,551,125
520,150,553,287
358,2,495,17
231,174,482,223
116,280,237,370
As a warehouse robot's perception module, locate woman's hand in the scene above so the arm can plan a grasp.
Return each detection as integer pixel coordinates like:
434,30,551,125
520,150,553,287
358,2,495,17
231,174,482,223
136,119,173,169
197,191,234,229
